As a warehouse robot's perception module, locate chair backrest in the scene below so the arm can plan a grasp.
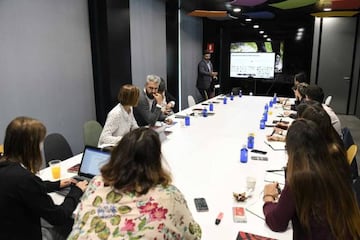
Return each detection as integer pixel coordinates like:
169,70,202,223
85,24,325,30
347,144,358,165
188,95,196,107
324,95,332,106
342,127,358,179
43,133,73,167
83,120,103,147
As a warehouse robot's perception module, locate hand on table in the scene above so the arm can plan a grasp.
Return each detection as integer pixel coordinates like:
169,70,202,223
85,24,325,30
60,178,77,188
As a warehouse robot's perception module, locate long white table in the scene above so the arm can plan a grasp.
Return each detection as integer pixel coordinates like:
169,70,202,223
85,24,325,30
40,95,293,239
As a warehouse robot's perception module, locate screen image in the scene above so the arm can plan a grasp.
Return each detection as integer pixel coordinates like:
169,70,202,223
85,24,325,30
230,41,284,79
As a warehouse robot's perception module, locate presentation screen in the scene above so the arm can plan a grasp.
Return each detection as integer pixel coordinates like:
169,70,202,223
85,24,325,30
230,41,284,79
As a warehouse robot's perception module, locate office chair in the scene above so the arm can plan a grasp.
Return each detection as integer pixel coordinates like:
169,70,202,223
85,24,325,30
342,127,359,179
347,144,358,165
83,120,103,147
324,96,332,106
43,133,73,167
188,95,196,107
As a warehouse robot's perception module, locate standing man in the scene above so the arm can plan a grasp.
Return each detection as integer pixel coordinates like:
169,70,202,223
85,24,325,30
133,74,172,126
196,51,218,101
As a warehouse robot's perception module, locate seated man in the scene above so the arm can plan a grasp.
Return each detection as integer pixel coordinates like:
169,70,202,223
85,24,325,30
304,84,342,136
133,74,172,126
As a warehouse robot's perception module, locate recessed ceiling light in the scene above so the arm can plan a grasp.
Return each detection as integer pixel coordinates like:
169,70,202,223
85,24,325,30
259,30,264,34
297,32,303,36
233,8,241,13
298,28,305,32
323,8,332,11
263,35,268,38
266,38,271,41
253,25,259,29
245,18,252,22
296,36,302,41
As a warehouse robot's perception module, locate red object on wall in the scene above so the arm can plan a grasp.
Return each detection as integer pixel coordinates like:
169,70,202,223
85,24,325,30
207,43,214,53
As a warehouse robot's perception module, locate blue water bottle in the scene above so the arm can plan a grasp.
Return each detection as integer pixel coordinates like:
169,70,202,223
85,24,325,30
269,100,273,107
240,145,248,163
263,111,268,121
209,102,214,111
230,92,234,100
223,97,227,104
202,107,208,117
247,133,254,149
264,103,269,112
239,90,242,98
185,115,190,126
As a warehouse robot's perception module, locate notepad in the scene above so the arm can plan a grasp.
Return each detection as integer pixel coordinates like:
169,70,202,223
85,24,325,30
264,140,286,151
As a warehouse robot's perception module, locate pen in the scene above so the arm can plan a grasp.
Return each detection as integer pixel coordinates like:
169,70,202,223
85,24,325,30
270,129,276,136
266,169,285,172
215,212,224,225
279,118,282,123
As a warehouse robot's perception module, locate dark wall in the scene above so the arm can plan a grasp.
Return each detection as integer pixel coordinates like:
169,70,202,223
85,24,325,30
203,18,314,97
88,0,132,125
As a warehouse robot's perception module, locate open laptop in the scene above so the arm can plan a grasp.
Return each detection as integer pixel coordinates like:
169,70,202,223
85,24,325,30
73,145,111,181
56,146,111,195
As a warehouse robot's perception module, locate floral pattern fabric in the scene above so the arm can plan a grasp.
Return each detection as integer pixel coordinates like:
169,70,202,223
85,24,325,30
67,176,201,240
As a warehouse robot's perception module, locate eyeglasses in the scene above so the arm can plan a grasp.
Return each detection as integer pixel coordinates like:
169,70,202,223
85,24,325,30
147,87,158,91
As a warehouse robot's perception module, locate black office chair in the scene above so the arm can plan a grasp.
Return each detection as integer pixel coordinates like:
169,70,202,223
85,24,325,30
44,133,73,167
342,127,359,179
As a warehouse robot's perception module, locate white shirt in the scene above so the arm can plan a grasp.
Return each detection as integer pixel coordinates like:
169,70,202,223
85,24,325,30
322,104,342,137
98,104,139,146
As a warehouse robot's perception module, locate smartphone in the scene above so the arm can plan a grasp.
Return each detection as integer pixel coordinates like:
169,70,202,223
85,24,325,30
194,198,209,212
250,149,267,155
251,156,268,161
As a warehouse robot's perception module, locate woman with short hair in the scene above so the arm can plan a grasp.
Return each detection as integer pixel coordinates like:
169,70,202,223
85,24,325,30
98,84,140,147
69,128,202,240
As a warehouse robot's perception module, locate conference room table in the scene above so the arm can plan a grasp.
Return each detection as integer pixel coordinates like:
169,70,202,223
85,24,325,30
40,94,293,240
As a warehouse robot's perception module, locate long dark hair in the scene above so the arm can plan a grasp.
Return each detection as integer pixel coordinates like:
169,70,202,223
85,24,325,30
286,119,360,239
2,116,46,173
101,127,171,195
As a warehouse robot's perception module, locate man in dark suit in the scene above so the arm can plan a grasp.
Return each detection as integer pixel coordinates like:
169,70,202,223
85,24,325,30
196,51,218,101
133,74,172,126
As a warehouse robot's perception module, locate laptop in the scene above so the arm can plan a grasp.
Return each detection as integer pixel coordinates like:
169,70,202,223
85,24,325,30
56,146,111,195
73,145,111,181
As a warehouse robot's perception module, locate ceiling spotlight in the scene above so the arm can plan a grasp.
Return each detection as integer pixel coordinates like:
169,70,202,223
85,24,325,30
323,7,332,11
259,30,264,34
253,25,259,29
263,35,268,38
298,28,305,32
233,8,241,13
245,18,252,22
266,38,271,41
296,36,302,41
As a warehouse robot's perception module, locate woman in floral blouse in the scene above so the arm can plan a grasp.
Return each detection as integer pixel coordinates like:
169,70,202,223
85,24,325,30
68,127,201,240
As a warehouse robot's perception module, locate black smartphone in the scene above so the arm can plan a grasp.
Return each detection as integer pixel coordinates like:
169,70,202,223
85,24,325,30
194,198,209,212
250,149,267,155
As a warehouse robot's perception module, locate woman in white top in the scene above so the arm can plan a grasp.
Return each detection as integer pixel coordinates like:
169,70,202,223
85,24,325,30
98,84,140,147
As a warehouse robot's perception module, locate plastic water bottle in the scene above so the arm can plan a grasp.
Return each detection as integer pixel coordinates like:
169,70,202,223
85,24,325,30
273,93,277,104
230,92,234,100
240,145,248,163
239,90,242,98
202,107,208,117
185,114,190,126
223,97,227,104
264,103,269,112
247,133,254,149
209,102,214,111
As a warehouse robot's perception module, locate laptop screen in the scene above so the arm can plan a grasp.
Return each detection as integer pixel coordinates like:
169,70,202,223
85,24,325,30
78,146,111,178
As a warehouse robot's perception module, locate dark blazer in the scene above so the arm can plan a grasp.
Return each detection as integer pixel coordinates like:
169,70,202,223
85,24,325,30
196,59,213,90
0,161,83,240
133,90,166,126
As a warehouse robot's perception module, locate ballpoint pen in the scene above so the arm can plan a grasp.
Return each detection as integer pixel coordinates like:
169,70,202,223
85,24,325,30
270,129,276,136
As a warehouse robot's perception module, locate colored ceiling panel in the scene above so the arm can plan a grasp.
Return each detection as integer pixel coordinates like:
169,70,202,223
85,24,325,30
188,10,228,17
230,0,268,7
270,0,317,9
331,0,360,10
311,11,359,17
244,11,275,19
